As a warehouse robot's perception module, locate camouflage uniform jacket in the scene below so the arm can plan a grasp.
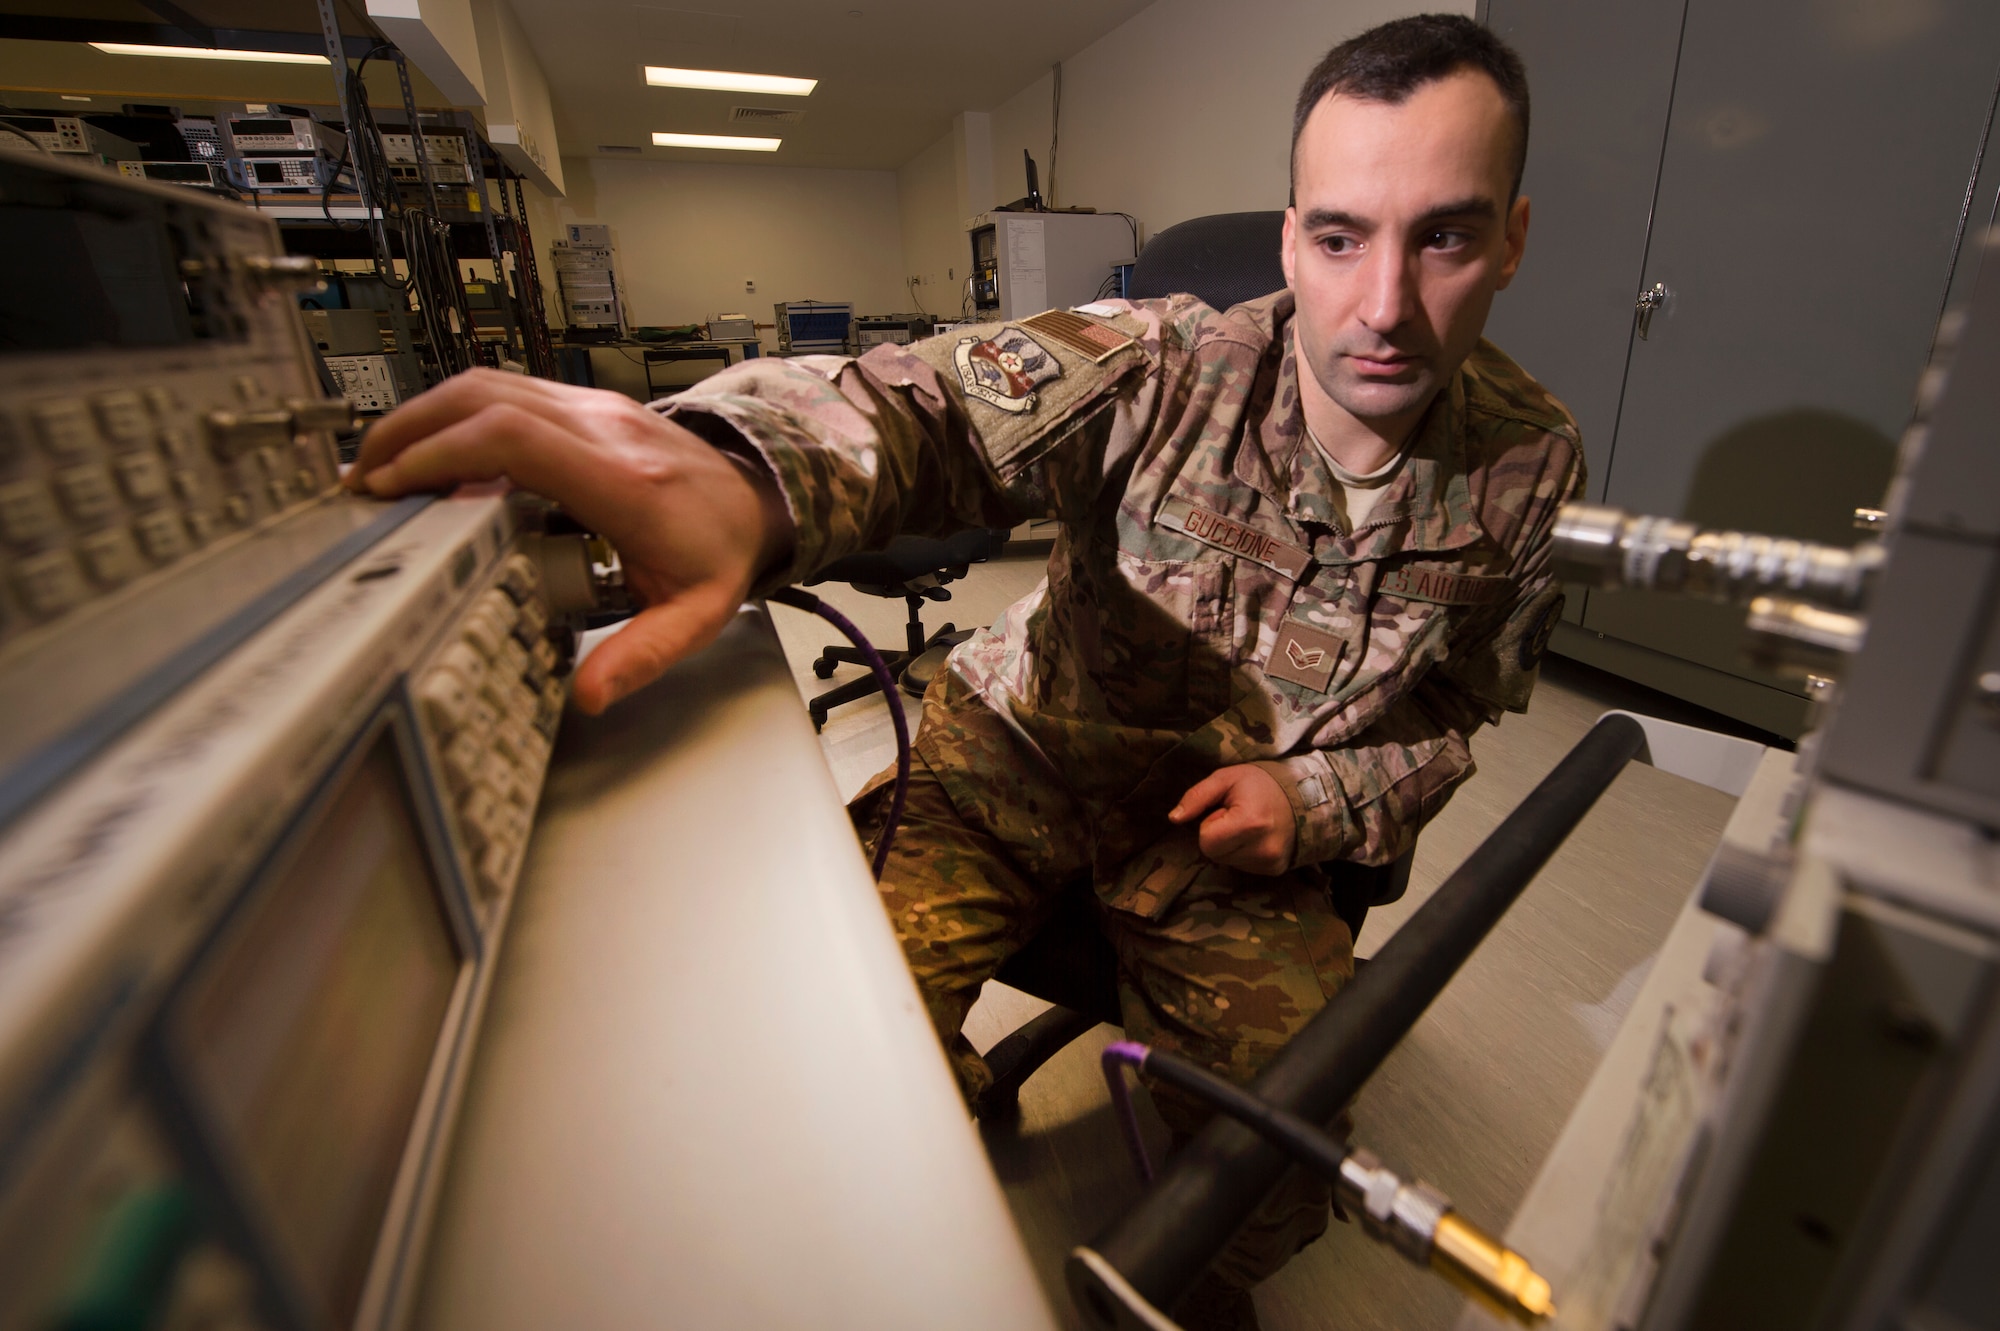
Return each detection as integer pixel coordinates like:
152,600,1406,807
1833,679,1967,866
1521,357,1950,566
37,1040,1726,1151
661,291,1583,918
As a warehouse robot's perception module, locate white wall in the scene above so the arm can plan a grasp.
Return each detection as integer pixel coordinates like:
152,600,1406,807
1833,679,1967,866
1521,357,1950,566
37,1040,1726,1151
551,156,908,344
898,0,1473,288
366,0,487,106
895,131,963,319
471,0,564,195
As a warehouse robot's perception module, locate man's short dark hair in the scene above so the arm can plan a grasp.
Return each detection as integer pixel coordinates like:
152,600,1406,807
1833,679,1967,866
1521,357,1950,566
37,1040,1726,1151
1291,14,1531,201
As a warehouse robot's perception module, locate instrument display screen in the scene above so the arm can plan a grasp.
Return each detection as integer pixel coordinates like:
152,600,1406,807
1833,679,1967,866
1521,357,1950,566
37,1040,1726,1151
156,724,464,1326
0,158,219,352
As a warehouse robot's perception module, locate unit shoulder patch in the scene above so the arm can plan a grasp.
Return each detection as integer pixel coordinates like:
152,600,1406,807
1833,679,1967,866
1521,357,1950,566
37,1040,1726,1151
952,327,1062,414
1519,590,1564,670
908,312,1146,471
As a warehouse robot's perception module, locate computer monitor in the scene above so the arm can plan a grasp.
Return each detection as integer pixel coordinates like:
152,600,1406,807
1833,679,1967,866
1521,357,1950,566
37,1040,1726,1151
0,159,213,351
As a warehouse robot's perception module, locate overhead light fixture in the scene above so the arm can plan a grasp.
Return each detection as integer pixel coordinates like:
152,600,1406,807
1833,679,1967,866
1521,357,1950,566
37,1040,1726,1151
88,42,331,65
643,66,816,96
653,132,782,151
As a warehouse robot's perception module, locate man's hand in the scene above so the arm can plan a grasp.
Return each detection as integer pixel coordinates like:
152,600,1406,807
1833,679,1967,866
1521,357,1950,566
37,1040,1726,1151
349,369,792,714
1169,764,1297,875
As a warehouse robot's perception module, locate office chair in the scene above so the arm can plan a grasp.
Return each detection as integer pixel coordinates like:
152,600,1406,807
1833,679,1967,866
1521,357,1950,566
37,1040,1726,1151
640,343,733,397
1127,210,1287,307
972,209,1415,1117
801,527,1009,731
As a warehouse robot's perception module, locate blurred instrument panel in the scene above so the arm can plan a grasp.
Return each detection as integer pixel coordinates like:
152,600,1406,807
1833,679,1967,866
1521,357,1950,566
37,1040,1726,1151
0,150,588,1331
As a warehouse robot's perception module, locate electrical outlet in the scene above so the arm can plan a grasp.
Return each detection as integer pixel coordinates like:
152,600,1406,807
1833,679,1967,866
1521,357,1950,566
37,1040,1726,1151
745,278,756,293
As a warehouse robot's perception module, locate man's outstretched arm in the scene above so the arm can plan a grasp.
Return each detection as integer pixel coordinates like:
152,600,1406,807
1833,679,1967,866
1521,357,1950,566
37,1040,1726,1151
350,370,793,714
351,309,1157,712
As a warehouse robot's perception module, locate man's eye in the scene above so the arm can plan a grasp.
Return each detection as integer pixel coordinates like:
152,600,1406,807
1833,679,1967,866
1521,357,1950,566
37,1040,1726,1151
1320,235,1358,255
1425,229,1470,250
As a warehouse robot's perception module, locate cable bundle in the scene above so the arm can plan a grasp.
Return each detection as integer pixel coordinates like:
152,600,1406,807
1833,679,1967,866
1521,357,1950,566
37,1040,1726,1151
322,46,483,381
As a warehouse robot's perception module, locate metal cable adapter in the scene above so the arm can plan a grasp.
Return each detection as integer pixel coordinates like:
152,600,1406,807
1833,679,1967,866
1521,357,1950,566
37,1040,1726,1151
1551,503,1882,611
1097,1041,1556,1324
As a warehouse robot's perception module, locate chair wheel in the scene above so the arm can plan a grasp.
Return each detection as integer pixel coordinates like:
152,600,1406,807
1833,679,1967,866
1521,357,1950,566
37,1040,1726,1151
809,703,828,732
813,657,837,679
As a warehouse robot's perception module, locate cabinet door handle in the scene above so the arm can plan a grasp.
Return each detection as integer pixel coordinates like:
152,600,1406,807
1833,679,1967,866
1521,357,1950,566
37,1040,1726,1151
1635,281,1669,339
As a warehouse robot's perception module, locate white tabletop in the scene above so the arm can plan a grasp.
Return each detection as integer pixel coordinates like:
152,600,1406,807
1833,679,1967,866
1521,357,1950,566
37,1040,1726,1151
415,606,1057,1330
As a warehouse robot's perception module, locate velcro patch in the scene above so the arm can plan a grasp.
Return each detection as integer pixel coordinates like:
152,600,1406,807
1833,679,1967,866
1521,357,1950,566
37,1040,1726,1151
1159,497,1312,579
1519,590,1565,669
1378,564,1513,606
952,327,1062,414
1266,617,1342,692
908,313,1145,472
1020,308,1137,363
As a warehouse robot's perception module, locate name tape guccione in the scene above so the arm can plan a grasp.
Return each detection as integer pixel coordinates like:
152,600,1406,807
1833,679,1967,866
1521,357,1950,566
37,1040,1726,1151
1159,498,1312,579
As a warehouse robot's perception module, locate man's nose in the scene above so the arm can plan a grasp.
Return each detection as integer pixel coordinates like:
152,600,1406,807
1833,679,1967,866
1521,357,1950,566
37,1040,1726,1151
1357,243,1420,335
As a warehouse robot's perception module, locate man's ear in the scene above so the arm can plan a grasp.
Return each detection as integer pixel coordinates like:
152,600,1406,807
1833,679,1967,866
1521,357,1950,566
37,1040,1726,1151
1495,194,1530,291
1280,206,1298,289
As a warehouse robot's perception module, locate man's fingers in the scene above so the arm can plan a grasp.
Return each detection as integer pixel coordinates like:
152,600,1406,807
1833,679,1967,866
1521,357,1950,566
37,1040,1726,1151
1199,817,1283,874
348,375,487,472
569,585,744,713
351,369,562,478
361,403,640,525
1198,804,1257,856
1170,769,1234,822
358,403,558,499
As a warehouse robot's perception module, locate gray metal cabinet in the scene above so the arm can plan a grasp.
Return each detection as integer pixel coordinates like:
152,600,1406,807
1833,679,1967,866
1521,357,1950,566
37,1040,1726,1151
1476,0,1685,501
1483,0,2000,736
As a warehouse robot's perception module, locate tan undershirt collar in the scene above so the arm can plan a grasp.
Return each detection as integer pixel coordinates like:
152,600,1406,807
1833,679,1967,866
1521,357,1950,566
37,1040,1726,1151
1305,424,1414,533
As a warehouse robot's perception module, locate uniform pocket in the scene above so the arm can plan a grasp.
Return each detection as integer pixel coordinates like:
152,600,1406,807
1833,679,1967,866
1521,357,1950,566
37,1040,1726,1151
1329,579,1454,709
1099,827,1210,920
1091,553,1233,725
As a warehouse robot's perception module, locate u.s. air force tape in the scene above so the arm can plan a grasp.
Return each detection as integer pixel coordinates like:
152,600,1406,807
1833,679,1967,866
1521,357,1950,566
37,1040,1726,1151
1158,498,1312,579
1378,564,1513,606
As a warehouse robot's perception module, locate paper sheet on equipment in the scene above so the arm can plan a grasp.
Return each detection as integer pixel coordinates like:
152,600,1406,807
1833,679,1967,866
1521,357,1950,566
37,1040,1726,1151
1008,219,1047,315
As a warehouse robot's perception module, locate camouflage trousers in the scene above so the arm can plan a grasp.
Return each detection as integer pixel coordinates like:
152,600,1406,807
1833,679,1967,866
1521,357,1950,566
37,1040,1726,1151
849,692,1356,1290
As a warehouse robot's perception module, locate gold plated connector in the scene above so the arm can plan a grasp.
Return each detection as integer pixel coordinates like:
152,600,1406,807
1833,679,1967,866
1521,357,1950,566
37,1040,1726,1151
1430,1213,1556,1322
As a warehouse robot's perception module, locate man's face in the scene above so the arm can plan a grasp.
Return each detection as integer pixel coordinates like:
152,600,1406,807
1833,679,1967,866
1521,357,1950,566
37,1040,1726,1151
1282,70,1529,435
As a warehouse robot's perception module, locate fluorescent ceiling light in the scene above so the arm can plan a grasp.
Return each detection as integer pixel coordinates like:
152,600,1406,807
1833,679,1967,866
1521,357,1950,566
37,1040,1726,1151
89,42,330,65
644,66,816,96
653,132,782,151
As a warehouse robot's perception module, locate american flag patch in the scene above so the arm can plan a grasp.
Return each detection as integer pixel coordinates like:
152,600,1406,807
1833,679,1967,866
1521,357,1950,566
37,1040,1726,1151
1020,308,1137,363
